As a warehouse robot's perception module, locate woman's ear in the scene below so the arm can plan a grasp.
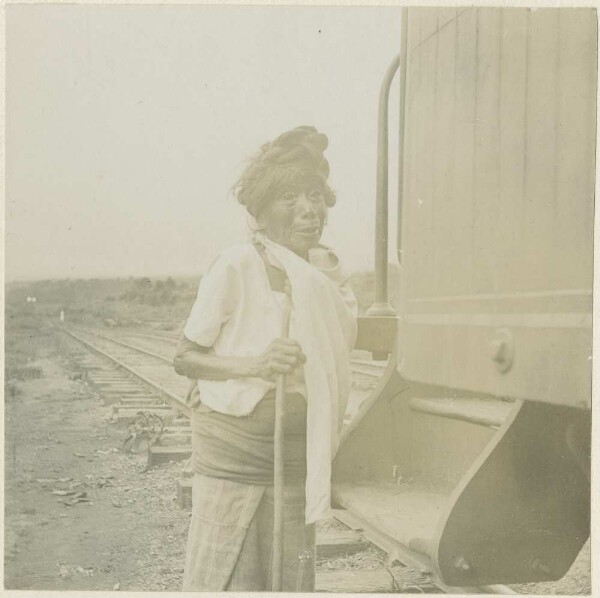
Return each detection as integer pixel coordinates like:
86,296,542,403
255,213,266,231
247,213,265,233
324,186,336,208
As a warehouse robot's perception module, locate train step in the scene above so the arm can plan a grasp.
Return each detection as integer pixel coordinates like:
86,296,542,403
332,482,444,561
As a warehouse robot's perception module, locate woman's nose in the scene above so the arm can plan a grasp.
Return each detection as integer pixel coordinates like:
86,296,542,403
295,193,315,216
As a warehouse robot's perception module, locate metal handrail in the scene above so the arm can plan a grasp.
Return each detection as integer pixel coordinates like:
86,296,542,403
367,7,408,317
366,53,399,317
397,9,409,264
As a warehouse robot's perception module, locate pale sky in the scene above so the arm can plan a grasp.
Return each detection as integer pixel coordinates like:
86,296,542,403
6,4,401,281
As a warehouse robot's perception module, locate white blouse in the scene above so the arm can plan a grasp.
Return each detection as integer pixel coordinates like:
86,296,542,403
183,242,356,416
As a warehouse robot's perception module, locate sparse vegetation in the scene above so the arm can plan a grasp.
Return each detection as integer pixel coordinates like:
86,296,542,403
5,277,200,330
6,267,399,328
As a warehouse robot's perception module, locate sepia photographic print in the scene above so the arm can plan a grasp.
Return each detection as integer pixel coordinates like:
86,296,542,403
3,2,595,595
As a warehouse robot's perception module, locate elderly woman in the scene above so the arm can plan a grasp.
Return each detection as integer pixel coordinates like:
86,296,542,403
174,126,357,592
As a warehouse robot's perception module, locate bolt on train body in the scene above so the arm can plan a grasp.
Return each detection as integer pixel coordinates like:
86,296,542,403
333,7,594,587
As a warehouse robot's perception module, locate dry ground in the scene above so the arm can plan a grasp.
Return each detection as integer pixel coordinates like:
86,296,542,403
5,324,189,591
4,321,591,594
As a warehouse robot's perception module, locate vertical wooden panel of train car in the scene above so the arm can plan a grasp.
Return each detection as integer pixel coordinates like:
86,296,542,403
399,7,595,586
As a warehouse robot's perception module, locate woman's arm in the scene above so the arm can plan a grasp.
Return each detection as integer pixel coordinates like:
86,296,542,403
173,336,258,380
173,336,305,381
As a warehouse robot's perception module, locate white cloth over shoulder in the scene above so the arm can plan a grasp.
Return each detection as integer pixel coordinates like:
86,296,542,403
259,236,357,523
183,240,357,523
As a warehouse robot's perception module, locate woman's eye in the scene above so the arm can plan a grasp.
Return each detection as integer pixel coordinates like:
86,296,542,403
281,193,297,203
308,190,325,203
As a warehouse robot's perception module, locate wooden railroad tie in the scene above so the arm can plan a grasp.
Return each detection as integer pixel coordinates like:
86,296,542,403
118,397,159,405
89,379,137,386
177,478,193,510
115,407,173,421
147,445,192,468
316,530,368,560
103,393,154,406
315,565,436,593
160,432,191,445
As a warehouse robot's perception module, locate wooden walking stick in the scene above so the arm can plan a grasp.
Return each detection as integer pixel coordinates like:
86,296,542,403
272,281,292,592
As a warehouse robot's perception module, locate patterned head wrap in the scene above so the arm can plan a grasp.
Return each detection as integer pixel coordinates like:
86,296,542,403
233,126,336,218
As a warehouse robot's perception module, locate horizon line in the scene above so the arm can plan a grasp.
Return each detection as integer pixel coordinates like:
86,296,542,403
5,266,396,285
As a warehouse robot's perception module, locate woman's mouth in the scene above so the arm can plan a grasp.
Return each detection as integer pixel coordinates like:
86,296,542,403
294,224,320,235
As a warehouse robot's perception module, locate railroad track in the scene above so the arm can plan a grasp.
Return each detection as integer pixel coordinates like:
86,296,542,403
59,324,513,594
67,326,389,378
115,329,182,343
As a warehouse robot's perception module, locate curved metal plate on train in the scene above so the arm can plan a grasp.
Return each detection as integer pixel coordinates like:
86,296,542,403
334,7,594,589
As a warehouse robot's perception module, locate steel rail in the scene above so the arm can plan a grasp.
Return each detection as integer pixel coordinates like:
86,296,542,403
118,330,181,343
61,326,190,418
68,326,174,364
122,330,179,345
74,326,384,381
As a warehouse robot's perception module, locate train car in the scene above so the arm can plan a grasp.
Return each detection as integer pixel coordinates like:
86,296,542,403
333,7,595,588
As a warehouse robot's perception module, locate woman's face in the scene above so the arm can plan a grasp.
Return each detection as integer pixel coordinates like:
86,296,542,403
258,186,328,257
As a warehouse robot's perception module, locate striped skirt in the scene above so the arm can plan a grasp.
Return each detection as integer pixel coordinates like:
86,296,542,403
182,392,316,592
